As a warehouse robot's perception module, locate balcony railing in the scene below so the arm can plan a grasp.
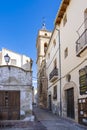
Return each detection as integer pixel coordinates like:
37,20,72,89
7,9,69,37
49,68,58,82
76,29,87,56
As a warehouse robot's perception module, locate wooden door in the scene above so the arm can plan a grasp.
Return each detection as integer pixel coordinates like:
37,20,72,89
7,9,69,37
67,88,75,119
0,91,20,120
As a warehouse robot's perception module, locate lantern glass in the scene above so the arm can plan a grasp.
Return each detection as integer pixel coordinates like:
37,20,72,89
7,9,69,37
4,54,10,65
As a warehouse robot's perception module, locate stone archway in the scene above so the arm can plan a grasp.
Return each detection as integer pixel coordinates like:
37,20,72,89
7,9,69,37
62,81,79,122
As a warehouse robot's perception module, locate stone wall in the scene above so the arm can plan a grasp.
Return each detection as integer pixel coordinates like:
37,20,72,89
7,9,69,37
0,65,32,119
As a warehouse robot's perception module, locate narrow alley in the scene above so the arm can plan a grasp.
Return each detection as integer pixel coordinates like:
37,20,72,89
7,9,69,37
1,106,87,130
34,106,87,130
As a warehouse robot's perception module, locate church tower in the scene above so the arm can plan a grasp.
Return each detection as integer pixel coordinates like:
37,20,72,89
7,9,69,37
36,22,52,108
36,23,52,72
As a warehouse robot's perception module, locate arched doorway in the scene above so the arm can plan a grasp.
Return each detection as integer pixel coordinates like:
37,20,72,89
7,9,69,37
63,82,79,121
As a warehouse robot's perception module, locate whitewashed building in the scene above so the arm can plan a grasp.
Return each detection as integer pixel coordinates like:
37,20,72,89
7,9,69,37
54,0,87,124
36,0,87,125
0,48,33,120
45,27,60,115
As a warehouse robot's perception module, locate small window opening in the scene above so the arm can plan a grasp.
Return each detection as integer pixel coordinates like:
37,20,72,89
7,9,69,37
63,14,67,26
44,43,48,54
64,47,68,58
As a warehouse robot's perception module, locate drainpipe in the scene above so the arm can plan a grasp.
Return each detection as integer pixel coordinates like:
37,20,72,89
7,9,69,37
56,28,62,117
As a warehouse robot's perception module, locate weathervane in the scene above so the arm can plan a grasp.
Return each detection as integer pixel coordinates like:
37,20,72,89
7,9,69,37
42,17,46,30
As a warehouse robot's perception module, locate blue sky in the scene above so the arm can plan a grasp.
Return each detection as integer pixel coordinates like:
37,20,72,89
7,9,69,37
0,0,61,86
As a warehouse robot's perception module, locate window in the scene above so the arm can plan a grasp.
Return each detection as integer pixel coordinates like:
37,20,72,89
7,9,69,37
66,74,71,82
5,91,8,107
48,53,50,59
26,60,29,63
44,33,47,36
53,86,57,100
40,82,42,94
44,43,48,54
53,39,56,47
37,46,40,57
63,14,67,26
11,59,16,65
54,59,57,68
64,47,68,58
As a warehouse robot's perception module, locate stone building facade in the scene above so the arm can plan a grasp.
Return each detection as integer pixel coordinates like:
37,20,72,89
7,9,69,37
37,59,48,108
36,27,51,108
0,48,33,120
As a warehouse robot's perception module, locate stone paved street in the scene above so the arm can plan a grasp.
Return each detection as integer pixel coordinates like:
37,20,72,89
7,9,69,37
34,106,87,130
0,106,87,130
0,119,47,130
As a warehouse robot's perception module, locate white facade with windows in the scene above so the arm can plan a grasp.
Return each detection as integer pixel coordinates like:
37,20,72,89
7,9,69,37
55,0,87,123
36,0,87,124
46,0,87,123
45,28,61,115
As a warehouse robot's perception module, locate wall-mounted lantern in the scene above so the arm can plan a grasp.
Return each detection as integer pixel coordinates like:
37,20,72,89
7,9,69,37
4,54,10,65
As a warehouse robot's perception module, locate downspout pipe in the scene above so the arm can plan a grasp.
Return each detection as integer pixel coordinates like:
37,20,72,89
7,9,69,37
56,28,62,117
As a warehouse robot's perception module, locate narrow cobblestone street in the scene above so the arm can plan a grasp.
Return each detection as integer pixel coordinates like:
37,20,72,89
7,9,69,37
0,106,87,130
34,106,87,130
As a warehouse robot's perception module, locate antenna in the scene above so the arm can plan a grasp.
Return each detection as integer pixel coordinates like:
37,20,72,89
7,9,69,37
42,17,46,30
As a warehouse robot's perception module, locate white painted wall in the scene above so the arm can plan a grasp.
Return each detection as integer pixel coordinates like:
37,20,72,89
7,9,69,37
59,0,87,98
45,0,87,120
46,28,61,114
55,0,87,121
1,48,32,71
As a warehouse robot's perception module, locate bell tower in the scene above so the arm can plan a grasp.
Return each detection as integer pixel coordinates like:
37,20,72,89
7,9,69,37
36,23,52,72
36,22,52,108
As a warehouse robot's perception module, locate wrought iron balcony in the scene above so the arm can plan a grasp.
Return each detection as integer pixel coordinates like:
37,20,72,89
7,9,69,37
76,29,87,56
49,68,58,82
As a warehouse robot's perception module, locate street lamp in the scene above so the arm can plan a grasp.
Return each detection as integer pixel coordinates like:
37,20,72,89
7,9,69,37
4,54,10,65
